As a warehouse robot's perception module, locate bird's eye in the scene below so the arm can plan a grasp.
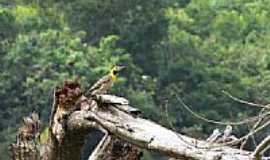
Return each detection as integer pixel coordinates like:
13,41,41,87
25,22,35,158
113,70,118,75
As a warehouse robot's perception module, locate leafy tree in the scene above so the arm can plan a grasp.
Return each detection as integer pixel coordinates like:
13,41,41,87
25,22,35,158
0,28,135,159
2,0,270,159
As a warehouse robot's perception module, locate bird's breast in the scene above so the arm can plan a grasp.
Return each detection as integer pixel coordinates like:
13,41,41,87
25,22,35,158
112,75,117,82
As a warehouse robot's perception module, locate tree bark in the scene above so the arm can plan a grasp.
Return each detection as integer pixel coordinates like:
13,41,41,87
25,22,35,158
41,81,140,160
70,105,254,160
12,81,269,160
11,112,41,160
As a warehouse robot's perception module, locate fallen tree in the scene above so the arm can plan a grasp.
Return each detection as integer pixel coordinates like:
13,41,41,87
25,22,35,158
11,80,270,160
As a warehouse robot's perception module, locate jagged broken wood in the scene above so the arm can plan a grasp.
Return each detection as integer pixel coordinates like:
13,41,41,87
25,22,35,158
11,112,41,160
12,81,270,160
42,81,140,160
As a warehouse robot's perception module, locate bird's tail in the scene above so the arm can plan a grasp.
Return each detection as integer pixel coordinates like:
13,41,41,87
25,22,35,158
84,87,94,97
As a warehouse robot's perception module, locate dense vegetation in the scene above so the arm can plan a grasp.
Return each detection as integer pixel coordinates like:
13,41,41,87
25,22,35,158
1,0,270,159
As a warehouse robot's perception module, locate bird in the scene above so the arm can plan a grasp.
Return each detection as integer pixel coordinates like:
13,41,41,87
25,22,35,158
85,65,125,96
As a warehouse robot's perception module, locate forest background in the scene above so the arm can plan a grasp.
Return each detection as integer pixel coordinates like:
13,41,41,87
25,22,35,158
1,0,270,159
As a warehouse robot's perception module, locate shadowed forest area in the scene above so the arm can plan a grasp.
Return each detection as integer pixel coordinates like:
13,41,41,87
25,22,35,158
1,0,270,159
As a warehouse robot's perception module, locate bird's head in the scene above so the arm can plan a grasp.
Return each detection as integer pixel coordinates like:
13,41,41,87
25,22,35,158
110,65,125,76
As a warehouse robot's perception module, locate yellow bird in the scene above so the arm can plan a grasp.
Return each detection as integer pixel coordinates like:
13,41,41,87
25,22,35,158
86,65,125,96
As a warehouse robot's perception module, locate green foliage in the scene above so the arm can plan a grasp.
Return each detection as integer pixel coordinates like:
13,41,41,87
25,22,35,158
155,0,270,139
0,4,134,156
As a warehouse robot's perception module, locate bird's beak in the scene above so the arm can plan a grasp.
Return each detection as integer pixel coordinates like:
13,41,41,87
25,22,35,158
118,66,125,70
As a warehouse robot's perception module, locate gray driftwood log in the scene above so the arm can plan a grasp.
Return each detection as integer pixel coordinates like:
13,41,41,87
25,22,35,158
12,81,269,160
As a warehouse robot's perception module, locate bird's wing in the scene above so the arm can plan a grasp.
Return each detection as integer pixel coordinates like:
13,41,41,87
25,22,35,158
86,75,112,94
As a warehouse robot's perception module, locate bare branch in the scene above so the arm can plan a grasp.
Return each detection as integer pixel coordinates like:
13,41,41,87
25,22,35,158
175,92,265,126
88,134,111,160
208,118,270,149
252,135,270,159
88,133,141,160
75,97,256,160
222,91,270,110
240,109,266,150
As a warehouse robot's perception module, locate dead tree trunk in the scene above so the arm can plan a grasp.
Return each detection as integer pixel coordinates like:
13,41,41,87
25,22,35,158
11,112,41,160
41,81,141,160
11,81,270,160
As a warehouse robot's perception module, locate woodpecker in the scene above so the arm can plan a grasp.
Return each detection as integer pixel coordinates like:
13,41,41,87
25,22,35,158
86,65,125,96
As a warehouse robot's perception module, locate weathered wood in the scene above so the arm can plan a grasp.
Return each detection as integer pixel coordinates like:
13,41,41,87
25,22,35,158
43,81,88,160
88,134,141,160
252,135,270,159
94,94,141,116
12,81,269,160
11,112,41,160
66,94,259,160
45,90,266,160
42,81,141,160
88,134,112,160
